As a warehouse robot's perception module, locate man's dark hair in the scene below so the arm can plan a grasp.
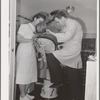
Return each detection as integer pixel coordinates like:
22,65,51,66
55,10,70,19
32,13,46,21
49,10,60,22
50,10,59,17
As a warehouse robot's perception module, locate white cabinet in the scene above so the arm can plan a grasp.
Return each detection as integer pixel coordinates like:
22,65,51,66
85,61,97,100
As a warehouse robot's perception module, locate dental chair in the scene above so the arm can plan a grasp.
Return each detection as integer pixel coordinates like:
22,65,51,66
34,32,59,99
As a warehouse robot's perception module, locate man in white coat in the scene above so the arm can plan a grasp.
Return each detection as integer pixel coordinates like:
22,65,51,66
46,10,83,100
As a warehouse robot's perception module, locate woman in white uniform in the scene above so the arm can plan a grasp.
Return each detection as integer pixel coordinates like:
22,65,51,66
16,13,46,100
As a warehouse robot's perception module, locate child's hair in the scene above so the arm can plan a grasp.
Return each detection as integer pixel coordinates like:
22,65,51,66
55,10,70,19
36,22,47,33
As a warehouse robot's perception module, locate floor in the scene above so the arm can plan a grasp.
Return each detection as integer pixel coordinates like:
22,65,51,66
16,77,85,100
16,83,72,100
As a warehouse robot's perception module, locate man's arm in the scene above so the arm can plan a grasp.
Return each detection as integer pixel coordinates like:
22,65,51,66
47,21,77,42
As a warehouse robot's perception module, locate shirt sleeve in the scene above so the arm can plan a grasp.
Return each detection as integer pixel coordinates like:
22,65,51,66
17,24,28,38
53,21,77,42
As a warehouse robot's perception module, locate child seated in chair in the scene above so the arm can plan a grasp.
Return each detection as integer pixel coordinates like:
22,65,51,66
34,22,59,79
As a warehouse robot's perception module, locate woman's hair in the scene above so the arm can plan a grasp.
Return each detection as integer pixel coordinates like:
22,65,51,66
39,11,51,23
55,10,70,19
36,22,47,33
32,13,46,21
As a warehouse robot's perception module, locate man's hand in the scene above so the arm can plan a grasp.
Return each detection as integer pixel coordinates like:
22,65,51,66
46,29,54,34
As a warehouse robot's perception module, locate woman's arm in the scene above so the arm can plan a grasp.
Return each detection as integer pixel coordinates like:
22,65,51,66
17,34,38,43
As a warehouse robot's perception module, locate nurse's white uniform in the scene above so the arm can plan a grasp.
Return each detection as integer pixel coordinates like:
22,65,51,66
16,23,37,84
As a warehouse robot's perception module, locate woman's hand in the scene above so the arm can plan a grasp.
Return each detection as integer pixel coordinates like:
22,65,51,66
31,34,39,41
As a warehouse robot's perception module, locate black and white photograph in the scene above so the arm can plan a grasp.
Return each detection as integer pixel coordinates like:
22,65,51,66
1,0,99,100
